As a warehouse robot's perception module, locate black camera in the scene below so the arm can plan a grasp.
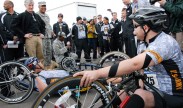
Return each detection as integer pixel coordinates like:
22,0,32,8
149,0,161,5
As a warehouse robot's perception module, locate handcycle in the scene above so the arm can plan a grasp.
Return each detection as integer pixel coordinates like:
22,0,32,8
31,50,182,108
0,50,130,104
29,53,134,108
31,70,169,108
0,55,104,104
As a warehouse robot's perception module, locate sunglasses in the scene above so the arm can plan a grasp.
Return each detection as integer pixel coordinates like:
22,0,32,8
134,24,141,28
27,62,42,70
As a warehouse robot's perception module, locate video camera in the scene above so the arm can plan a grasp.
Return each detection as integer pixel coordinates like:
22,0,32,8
149,0,161,5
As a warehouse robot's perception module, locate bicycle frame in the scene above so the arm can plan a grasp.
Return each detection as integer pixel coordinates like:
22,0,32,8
104,72,167,108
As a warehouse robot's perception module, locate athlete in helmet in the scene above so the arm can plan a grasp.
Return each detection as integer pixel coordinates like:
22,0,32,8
74,6,183,108
24,57,69,93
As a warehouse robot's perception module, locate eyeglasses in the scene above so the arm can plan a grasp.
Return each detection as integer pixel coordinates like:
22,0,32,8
134,24,140,28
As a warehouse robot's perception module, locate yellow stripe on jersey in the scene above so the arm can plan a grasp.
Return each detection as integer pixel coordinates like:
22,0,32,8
145,50,163,63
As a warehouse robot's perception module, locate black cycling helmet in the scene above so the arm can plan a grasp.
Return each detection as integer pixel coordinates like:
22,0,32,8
129,6,167,46
129,6,167,26
24,57,39,70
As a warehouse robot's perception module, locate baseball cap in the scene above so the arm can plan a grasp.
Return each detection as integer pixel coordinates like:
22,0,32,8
58,32,66,38
38,1,46,5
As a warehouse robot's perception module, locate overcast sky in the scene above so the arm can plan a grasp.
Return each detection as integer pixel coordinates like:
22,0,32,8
0,0,124,26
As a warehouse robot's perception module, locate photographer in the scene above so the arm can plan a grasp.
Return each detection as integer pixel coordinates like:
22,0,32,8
158,0,183,50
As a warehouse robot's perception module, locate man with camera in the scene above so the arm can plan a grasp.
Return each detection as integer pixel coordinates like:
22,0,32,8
157,0,183,51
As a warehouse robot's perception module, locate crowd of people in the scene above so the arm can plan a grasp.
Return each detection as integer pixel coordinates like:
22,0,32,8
0,0,141,67
0,0,183,107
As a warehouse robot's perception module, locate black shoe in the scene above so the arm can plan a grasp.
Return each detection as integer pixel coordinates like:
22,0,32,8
93,56,97,59
76,59,80,63
2,91,15,97
85,57,91,62
100,53,104,57
86,59,91,62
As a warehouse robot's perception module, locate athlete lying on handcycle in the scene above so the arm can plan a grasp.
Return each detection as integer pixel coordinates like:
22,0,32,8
73,7,183,108
24,57,70,93
24,56,99,93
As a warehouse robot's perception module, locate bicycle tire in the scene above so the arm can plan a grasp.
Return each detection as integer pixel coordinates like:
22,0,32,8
0,61,34,104
98,51,130,67
32,76,113,108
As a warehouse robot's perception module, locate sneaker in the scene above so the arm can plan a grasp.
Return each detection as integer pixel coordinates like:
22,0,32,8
105,59,110,62
16,74,24,81
2,91,15,97
111,58,115,62
86,59,91,62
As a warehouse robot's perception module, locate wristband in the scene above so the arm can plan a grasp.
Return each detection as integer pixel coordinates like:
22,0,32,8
108,63,119,77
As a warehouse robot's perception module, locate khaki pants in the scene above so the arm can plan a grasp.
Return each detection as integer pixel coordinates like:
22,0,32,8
25,36,44,60
173,32,183,51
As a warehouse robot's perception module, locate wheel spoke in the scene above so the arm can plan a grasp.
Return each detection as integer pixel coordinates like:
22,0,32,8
82,86,89,108
0,62,33,104
32,77,112,108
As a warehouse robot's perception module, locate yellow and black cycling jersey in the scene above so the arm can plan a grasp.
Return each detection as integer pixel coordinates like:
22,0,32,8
137,32,183,96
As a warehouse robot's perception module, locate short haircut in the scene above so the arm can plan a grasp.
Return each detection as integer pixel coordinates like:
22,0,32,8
7,0,14,7
58,13,63,18
112,12,117,15
93,16,97,19
103,17,109,21
24,0,34,5
88,19,93,23
122,8,126,12
98,14,102,17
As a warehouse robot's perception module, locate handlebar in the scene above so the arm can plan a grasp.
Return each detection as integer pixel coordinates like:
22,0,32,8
105,72,166,108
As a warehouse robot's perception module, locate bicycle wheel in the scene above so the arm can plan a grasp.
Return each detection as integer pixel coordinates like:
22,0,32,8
0,61,34,104
32,76,113,108
98,51,130,67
